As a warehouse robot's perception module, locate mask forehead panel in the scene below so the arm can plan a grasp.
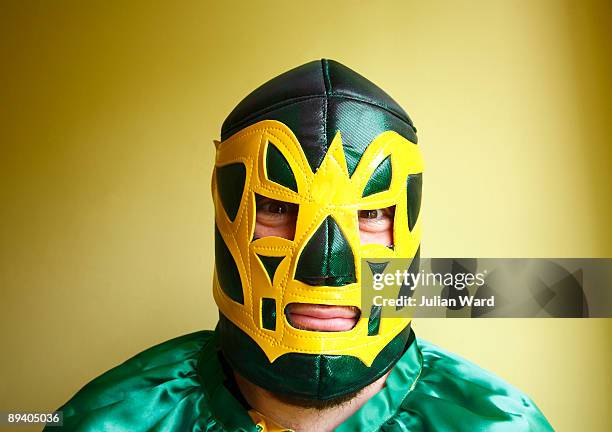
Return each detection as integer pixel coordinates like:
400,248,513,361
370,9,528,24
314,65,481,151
266,142,298,192
362,155,392,197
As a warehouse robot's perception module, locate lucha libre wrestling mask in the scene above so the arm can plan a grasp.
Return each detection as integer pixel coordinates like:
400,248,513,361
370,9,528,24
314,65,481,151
212,59,423,400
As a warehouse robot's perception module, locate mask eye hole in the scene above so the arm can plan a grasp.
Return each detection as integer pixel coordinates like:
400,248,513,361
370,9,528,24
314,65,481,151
253,194,298,241
358,205,395,248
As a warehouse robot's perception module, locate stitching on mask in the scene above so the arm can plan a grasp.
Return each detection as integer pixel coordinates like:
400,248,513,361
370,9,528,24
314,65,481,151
219,124,309,179
277,319,408,347
221,93,416,142
321,60,329,177
328,146,347,175
217,122,416,353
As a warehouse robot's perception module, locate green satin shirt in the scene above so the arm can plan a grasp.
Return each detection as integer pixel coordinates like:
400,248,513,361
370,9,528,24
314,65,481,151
47,329,553,431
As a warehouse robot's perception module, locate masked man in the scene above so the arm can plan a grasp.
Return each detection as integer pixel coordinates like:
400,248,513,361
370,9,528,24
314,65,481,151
49,60,553,431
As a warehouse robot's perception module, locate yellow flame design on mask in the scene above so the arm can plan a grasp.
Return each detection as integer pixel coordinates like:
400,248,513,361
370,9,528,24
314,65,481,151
212,120,423,365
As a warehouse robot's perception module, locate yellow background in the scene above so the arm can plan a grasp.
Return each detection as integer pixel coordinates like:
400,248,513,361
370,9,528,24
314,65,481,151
1,1,611,431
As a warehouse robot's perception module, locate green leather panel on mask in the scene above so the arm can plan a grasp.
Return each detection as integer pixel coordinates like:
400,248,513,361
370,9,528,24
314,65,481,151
367,305,382,336
366,261,388,335
362,155,392,197
214,225,244,304
407,173,422,231
333,98,416,177
266,142,298,192
257,255,284,284
217,313,413,401
367,261,389,276
295,216,356,286
261,298,276,331
216,163,246,222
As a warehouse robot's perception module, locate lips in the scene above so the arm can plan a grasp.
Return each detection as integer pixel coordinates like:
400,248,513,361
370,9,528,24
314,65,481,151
285,303,360,332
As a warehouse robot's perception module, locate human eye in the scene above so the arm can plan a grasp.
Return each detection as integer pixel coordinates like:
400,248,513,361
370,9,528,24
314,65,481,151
261,200,291,216
255,196,298,229
358,206,395,232
358,209,384,220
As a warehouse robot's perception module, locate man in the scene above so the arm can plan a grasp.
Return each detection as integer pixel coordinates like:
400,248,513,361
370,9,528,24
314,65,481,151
49,59,553,431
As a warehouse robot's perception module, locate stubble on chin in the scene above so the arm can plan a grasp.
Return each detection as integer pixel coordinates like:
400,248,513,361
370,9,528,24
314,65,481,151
269,389,363,410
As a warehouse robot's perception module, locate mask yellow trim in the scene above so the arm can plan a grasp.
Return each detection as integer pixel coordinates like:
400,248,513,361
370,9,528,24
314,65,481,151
212,120,423,366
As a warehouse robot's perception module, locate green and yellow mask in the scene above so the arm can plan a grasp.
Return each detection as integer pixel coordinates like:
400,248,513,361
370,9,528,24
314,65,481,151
212,60,423,400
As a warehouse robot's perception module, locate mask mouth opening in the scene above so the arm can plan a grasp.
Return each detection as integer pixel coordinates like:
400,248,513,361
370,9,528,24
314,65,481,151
284,303,361,332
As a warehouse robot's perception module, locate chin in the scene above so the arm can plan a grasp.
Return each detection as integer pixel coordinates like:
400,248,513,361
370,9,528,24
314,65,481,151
270,388,363,410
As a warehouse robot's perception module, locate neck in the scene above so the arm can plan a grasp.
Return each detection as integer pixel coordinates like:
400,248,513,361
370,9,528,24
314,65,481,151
234,371,390,432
